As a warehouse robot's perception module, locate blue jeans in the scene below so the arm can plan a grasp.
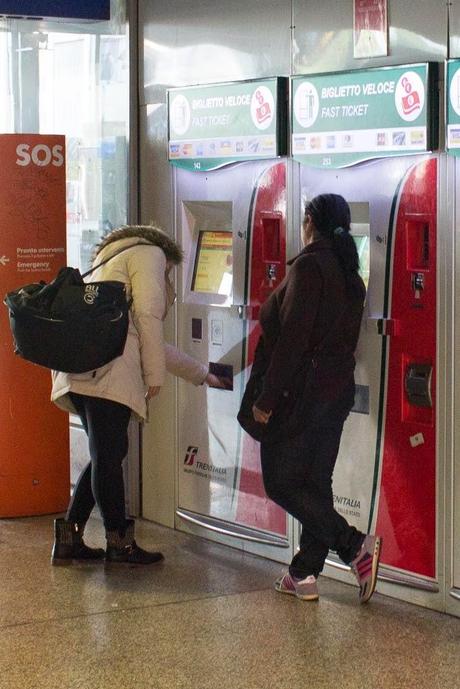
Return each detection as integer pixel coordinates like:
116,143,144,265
260,382,364,578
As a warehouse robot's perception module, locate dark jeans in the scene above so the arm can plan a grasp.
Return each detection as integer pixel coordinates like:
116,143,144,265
66,393,132,533
260,383,364,579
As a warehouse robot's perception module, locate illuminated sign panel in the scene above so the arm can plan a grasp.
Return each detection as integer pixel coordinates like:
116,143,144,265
292,63,437,168
0,1,110,20
168,78,287,170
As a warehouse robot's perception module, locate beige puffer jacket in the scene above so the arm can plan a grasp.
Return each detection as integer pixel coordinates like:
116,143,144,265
51,236,207,419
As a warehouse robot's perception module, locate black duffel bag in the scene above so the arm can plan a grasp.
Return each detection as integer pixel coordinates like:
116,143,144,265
3,246,135,373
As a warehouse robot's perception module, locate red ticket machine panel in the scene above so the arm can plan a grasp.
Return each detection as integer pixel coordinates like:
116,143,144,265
375,157,437,578
235,161,287,535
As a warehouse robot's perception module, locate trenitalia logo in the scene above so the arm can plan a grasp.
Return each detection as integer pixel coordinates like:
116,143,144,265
333,495,361,509
182,446,228,482
184,446,198,466
333,494,361,518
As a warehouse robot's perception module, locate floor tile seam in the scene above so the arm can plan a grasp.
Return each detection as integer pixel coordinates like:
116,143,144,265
0,586,275,632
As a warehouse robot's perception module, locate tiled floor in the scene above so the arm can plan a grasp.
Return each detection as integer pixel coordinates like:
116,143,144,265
1,515,460,689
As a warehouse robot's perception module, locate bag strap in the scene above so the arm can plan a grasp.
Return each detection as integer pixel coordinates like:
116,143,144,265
81,242,153,279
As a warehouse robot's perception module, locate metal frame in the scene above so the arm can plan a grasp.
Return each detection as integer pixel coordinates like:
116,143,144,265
126,0,141,517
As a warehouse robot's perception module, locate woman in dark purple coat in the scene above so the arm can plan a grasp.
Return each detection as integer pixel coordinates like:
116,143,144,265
252,193,382,603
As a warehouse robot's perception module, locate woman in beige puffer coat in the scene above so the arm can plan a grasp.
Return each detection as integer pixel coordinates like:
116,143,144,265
51,225,216,566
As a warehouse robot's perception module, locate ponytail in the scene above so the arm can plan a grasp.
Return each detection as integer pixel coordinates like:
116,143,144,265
305,194,361,292
332,226,360,275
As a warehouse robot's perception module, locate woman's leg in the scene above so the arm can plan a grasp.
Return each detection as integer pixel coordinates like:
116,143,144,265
290,418,363,576
66,393,131,533
65,462,94,525
66,393,94,525
261,400,363,578
291,421,344,577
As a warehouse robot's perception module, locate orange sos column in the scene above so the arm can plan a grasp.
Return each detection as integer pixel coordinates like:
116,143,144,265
0,134,69,517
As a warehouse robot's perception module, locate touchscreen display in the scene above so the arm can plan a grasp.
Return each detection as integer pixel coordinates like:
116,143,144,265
353,234,370,289
191,231,233,295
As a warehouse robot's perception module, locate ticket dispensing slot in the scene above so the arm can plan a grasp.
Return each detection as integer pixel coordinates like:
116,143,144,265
261,212,282,289
405,363,433,408
406,217,429,299
401,215,434,424
192,318,202,342
240,212,283,320
406,219,429,269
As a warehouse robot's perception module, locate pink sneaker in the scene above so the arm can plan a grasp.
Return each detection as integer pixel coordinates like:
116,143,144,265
351,535,382,603
274,572,319,601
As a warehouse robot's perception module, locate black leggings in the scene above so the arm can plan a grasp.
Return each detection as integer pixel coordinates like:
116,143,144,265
260,384,364,578
66,393,132,533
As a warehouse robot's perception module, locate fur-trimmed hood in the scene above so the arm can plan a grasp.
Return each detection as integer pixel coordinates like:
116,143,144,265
52,227,207,420
95,225,183,265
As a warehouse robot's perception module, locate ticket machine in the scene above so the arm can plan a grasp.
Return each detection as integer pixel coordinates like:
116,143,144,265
298,154,438,598
174,159,295,561
288,64,441,608
172,151,439,590
158,78,297,560
145,69,444,604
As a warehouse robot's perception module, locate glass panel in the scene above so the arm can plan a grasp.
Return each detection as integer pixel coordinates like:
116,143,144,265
0,0,129,270
0,0,129,483
0,29,13,131
353,234,370,288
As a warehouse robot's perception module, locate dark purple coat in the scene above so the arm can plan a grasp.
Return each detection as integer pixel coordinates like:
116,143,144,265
254,238,366,413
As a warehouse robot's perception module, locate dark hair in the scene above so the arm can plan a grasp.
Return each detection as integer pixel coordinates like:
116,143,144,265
305,194,360,280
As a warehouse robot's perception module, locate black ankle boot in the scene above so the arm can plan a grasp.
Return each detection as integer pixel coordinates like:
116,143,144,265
105,520,164,565
51,518,105,566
